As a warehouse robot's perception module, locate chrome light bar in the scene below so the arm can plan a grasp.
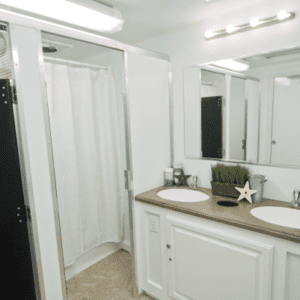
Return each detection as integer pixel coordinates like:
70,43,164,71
205,11,295,40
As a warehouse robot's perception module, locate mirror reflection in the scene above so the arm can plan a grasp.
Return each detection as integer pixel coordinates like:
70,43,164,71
200,70,225,159
183,47,300,168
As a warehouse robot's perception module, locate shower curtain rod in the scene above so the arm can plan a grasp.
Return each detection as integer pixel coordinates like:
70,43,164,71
44,56,109,70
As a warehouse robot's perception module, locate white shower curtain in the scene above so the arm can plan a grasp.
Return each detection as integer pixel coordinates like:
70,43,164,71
44,62,124,267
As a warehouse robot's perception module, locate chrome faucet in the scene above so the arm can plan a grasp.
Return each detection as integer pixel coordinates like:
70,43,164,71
190,176,198,189
292,190,300,207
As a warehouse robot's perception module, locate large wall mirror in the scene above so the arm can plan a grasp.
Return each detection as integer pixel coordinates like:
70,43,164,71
183,47,300,168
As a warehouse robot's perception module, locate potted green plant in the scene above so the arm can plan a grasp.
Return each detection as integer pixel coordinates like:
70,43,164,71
211,163,250,198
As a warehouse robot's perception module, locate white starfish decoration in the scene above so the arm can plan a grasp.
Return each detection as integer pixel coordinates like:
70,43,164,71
235,181,257,203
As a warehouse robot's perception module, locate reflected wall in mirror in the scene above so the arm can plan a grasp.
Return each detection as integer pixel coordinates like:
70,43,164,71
183,46,300,168
271,75,300,166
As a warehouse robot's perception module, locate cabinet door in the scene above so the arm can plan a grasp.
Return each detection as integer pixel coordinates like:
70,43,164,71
139,205,169,300
167,217,273,300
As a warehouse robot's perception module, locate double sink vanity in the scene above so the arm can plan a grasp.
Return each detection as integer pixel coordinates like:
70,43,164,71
157,188,300,231
133,45,300,300
134,186,300,300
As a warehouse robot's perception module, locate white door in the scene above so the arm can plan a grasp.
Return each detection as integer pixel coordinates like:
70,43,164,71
271,76,300,166
166,217,273,300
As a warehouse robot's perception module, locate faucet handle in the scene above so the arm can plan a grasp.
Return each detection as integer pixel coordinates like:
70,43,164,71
190,176,198,188
293,190,300,200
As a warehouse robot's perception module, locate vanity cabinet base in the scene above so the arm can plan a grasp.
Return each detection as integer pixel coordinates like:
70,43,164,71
134,200,300,300
167,217,272,300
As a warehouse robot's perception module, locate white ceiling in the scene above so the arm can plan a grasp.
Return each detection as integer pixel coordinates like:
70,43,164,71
41,0,299,62
77,0,278,44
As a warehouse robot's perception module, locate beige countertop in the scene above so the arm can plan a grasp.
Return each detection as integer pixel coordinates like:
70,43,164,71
135,186,300,244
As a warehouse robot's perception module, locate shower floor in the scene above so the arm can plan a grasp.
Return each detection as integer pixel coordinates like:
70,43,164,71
66,249,153,300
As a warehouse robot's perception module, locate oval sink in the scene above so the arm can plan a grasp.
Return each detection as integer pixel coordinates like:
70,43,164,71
157,189,210,202
250,207,300,229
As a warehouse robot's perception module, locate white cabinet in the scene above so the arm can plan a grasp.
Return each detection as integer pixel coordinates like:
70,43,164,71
136,208,169,300
166,217,273,300
134,201,300,300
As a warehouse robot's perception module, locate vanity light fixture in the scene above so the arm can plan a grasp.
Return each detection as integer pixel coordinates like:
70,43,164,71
250,18,260,27
277,10,291,20
205,10,295,40
226,24,236,33
0,0,124,33
205,30,215,39
210,59,249,72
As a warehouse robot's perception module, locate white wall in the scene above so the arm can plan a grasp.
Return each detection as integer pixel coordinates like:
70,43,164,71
229,77,246,161
246,80,260,163
126,52,171,195
183,68,201,158
271,76,300,166
135,0,300,202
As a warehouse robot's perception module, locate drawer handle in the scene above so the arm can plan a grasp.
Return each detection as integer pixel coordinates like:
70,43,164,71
167,244,171,249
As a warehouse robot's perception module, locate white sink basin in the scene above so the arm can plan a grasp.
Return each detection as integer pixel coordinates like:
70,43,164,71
157,189,210,202
250,207,300,229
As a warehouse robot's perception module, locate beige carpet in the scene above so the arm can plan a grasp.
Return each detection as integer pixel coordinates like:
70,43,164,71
66,249,154,300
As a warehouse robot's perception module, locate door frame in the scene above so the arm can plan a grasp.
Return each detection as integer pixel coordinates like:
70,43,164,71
9,22,44,300
1,7,171,300
268,73,300,167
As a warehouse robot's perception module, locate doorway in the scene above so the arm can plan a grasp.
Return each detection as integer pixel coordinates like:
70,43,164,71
40,31,139,299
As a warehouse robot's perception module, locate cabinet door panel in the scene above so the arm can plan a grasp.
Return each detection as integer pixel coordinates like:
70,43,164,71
144,212,163,288
167,217,273,300
285,253,300,300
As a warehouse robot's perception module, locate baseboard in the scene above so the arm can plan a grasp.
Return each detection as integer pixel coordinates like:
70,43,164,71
65,242,122,281
142,290,160,300
64,240,131,281
120,239,131,253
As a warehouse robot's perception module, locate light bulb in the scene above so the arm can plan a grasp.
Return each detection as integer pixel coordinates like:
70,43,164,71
226,24,235,33
205,30,214,39
250,17,259,27
277,10,291,20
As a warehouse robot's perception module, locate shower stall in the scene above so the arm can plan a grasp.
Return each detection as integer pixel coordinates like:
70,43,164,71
0,10,171,300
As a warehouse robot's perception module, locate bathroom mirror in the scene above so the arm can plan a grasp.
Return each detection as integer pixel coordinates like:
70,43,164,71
183,46,300,168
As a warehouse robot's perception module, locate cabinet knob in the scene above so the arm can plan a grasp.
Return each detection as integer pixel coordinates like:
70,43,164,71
167,244,171,249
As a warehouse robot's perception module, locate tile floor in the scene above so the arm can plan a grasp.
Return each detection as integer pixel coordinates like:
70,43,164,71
66,249,154,300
